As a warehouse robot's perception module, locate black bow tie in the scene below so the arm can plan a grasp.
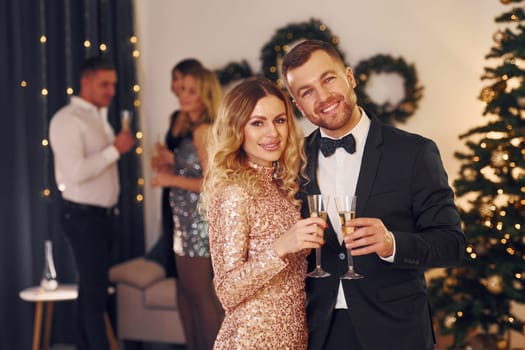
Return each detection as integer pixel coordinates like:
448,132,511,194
319,134,356,157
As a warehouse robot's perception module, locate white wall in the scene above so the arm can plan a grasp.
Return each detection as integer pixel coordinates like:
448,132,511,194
134,0,505,248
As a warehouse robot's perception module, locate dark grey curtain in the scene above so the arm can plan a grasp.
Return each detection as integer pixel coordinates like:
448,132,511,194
1,1,145,348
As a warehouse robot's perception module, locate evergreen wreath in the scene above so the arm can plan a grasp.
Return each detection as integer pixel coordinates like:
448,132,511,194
260,18,346,88
354,54,424,125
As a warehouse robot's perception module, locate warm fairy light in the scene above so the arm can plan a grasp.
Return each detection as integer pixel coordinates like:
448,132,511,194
42,188,51,197
20,80,27,87
496,222,503,230
58,184,66,192
99,43,107,51
473,156,480,162
515,224,521,230
130,36,137,44
136,194,144,202
497,189,503,194
466,246,473,253
470,253,477,259
41,88,48,96
457,311,463,317
504,233,510,239
319,24,327,31
137,178,144,186
132,84,140,92
270,66,277,73
83,40,91,48
516,273,522,279
484,219,492,227
132,50,140,58
66,87,74,95
40,35,47,43
133,99,140,107
135,131,143,139
509,317,515,323
506,247,515,255
501,238,507,244
135,147,143,155
481,142,487,148
499,210,506,216
41,139,48,146
283,45,289,52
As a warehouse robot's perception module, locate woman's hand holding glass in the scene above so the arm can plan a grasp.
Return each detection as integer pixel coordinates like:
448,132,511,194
151,142,175,173
272,217,325,258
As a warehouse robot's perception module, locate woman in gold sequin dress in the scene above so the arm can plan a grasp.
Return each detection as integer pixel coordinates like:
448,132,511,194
203,77,326,350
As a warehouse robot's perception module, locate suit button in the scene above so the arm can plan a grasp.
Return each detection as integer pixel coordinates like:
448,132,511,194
339,253,346,260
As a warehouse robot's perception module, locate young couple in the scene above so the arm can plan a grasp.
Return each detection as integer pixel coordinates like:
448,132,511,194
204,40,465,350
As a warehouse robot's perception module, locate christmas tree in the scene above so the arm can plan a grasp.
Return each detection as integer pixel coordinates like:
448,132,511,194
428,1,525,349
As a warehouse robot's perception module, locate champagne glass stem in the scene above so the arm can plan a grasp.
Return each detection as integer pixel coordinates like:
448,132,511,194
346,248,355,270
315,247,322,269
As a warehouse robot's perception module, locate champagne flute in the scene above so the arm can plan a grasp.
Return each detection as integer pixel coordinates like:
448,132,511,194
121,110,132,131
306,194,331,278
335,194,364,279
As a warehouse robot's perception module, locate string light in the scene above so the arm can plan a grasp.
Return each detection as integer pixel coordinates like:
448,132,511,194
20,80,27,87
83,40,91,48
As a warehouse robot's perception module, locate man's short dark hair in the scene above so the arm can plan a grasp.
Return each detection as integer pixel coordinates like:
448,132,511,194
281,40,344,85
80,56,115,76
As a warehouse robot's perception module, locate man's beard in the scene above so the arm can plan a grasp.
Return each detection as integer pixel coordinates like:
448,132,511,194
315,95,355,131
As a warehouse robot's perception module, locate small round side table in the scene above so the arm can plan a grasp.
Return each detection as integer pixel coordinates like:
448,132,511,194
19,284,117,350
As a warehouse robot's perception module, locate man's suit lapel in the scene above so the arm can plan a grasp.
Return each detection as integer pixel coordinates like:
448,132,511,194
355,113,383,216
305,130,341,250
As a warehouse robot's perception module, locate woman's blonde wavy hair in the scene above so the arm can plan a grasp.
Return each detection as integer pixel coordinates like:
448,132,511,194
203,76,306,207
175,67,222,135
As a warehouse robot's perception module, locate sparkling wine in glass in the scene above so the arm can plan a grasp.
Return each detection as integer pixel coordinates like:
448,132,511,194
335,194,364,279
306,194,331,278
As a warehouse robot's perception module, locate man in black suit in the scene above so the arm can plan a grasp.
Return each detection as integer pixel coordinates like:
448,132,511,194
282,40,465,350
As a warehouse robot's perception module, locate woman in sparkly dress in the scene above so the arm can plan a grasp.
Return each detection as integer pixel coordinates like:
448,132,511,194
152,66,223,350
203,77,325,350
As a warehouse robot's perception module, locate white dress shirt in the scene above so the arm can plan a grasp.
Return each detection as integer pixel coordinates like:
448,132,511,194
318,109,370,309
49,96,120,207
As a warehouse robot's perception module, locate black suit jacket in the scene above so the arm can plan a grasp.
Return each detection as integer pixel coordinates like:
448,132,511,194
299,112,465,350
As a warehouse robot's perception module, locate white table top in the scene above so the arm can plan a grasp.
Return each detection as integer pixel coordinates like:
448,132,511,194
19,284,78,302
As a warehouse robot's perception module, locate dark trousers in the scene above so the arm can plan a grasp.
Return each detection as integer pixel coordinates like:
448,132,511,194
322,309,364,350
61,201,116,350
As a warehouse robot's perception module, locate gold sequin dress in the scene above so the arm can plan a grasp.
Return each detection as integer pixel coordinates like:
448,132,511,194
208,165,308,350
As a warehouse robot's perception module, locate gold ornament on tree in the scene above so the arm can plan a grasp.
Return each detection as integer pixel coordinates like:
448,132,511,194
480,86,496,103
444,314,457,329
485,274,504,294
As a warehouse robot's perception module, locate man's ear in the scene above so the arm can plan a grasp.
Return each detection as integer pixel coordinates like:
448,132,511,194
292,99,306,117
345,67,357,89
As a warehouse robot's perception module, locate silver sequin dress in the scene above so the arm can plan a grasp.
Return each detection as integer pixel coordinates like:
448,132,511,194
169,135,209,257
208,165,308,350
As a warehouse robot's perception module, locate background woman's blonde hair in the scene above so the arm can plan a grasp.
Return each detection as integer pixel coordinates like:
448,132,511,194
203,76,306,207
176,67,222,135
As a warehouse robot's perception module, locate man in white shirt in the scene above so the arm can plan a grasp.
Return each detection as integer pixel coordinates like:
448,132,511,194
49,56,135,350
282,40,465,350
